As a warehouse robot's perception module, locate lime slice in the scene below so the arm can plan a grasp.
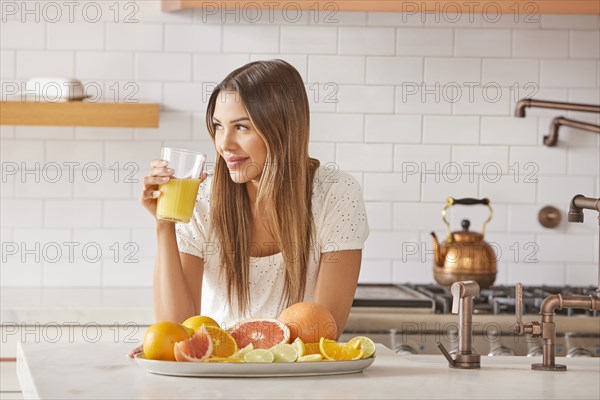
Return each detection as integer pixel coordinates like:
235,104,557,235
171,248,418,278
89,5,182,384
297,354,323,362
230,343,254,360
270,343,298,362
348,336,376,358
243,349,274,363
291,337,306,358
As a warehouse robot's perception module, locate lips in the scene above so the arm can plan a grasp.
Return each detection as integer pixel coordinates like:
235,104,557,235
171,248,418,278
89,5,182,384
224,156,249,168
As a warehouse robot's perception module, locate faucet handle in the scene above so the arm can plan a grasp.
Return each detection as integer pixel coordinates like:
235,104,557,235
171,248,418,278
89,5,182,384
450,281,480,314
514,283,524,334
437,342,455,367
451,283,459,314
513,283,542,337
451,300,458,314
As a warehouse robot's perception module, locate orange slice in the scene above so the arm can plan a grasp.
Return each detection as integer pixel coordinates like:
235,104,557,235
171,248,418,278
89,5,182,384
205,325,238,358
305,342,321,355
319,337,364,361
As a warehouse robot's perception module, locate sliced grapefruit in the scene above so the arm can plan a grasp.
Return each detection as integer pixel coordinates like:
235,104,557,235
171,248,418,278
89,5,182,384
174,325,213,362
227,318,290,349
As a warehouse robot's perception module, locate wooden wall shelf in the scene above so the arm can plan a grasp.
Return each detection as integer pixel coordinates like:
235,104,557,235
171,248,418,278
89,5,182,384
162,0,600,14
0,101,160,128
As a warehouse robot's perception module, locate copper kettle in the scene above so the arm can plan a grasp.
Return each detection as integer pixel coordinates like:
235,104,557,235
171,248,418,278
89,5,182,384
431,197,497,289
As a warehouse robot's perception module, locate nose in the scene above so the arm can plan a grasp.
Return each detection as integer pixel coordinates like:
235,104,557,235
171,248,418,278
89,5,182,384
218,128,237,153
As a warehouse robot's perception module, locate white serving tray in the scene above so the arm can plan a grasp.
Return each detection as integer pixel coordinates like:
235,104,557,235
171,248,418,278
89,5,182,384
134,354,375,378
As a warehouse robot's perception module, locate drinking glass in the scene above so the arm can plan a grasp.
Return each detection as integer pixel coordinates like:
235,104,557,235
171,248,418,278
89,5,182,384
155,147,206,223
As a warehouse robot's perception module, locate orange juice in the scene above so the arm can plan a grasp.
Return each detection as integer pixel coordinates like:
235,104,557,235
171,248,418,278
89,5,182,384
156,178,201,223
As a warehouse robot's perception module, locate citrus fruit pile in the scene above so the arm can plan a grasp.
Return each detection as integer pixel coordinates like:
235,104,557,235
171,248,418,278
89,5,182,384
142,306,376,363
228,335,376,363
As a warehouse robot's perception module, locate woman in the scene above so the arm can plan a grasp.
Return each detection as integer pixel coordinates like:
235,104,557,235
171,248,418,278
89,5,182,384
137,59,369,349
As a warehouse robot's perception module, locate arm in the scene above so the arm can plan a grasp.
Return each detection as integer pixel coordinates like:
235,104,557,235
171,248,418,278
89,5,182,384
153,221,204,322
312,249,362,339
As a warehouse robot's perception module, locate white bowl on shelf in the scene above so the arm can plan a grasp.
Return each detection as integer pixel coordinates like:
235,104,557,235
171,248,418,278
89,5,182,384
22,77,90,102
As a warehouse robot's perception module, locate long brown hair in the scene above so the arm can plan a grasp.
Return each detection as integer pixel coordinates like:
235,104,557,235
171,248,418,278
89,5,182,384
205,59,320,316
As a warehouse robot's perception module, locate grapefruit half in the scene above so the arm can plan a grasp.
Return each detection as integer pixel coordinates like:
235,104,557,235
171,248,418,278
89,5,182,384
174,325,213,362
228,318,290,349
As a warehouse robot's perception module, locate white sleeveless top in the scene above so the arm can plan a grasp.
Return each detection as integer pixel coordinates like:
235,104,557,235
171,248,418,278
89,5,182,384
175,165,369,327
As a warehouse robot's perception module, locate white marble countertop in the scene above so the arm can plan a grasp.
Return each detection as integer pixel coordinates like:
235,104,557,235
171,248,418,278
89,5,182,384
16,341,600,400
1,288,154,325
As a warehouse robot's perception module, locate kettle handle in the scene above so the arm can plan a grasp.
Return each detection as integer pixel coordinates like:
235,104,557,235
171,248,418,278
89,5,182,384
450,197,490,206
442,197,493,242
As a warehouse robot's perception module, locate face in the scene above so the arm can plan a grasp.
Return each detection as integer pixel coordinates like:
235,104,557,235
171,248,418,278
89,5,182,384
212,91,268,185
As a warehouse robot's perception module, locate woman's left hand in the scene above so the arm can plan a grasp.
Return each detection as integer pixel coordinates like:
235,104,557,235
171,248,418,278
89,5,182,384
127,344,143,359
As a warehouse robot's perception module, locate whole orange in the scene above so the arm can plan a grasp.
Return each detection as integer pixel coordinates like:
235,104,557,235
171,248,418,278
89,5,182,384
278,302,338,343
143,321,191,361
182,315,220,332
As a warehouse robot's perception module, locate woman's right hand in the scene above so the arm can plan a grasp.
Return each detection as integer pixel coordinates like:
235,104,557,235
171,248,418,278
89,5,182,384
140,159,175,218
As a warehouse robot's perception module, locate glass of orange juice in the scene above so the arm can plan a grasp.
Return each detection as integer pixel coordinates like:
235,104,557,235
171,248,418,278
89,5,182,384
155,147,206,223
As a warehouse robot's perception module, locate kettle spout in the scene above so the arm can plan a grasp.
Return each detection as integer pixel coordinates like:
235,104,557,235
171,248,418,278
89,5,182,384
431,232,443,267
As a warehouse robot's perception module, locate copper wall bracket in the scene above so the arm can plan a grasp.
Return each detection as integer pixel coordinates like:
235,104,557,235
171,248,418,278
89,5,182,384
538,206,561,228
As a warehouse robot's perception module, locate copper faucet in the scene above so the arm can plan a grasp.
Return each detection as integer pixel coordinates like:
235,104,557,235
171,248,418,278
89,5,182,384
513,195,600,371
514,98,600,147
437,281,481,369
568,194,600,223
514,284,600,371
514,98,600,118
545,117,600,146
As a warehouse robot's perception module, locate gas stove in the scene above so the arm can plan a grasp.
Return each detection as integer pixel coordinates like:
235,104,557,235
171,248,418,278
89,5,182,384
406,284,600,317
344,284,600,357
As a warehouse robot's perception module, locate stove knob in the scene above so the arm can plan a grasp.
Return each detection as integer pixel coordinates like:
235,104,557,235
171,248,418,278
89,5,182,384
488,346,516,357
394,344,417,355
527,346,544,357
566,348,594,357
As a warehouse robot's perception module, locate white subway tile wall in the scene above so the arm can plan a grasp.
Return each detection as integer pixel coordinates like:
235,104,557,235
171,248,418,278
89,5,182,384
0,3,598,288
17,51,75,78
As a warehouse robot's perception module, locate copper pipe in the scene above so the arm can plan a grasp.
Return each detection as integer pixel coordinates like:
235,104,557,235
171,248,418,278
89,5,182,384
537,294,600,368
458,296,473,354
540,315,556,367
567,195,600,291
515,98,600,118
569,195,600,219
545,116,600,146
539,294,600,316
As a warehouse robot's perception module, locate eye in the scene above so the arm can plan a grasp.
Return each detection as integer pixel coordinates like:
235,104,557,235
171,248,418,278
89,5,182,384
236,124,249,131
212,122,223,130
